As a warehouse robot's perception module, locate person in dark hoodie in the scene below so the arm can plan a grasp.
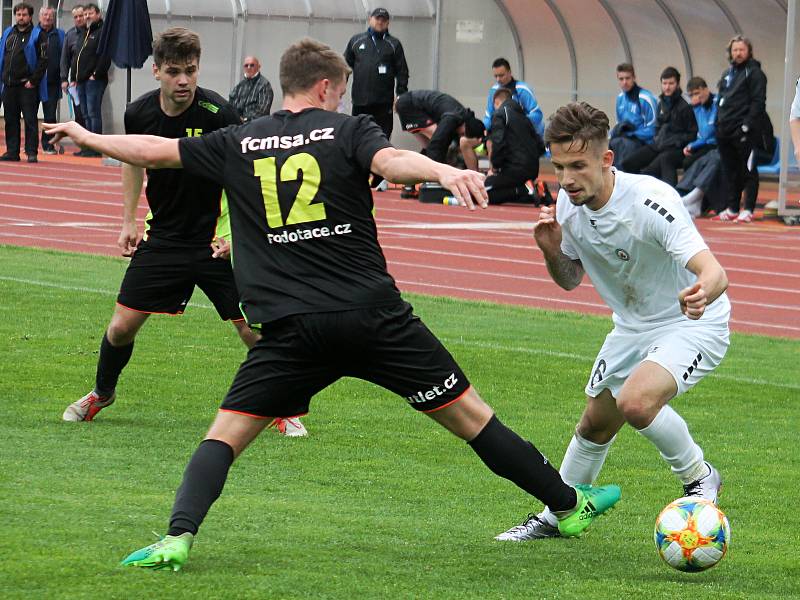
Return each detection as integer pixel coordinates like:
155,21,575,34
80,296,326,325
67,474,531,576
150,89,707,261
72,2,111,155
622,66,697,186
0,2,48,163
485,87,546,204
37,6,65,154
712,35,767,223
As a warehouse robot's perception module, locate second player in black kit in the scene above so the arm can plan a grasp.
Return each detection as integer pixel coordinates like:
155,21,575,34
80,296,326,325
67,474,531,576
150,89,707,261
120,87,243,317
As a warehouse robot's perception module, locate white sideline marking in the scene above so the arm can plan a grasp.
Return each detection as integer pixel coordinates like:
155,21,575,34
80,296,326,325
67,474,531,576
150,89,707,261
382,220,534,231
2,277,798,391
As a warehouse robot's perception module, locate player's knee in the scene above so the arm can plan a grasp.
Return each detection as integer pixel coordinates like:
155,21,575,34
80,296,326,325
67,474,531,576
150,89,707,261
106,320,138,345
615,394,657,429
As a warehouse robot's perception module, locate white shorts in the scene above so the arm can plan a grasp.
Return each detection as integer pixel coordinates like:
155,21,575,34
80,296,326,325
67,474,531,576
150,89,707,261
584,320,730,399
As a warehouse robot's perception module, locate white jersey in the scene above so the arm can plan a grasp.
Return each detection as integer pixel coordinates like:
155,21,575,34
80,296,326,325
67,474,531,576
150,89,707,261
557,170,731,332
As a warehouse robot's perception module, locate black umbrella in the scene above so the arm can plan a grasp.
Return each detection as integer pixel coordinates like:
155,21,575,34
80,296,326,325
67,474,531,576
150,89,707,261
97,0,153,104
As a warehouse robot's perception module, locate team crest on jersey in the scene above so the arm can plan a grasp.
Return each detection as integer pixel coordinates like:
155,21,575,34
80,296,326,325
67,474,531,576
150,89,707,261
615,248,630,261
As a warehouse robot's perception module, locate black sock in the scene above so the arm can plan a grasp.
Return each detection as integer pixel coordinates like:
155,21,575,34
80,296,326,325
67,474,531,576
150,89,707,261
468,415,577,512
94,333,134,397
168,439,235,536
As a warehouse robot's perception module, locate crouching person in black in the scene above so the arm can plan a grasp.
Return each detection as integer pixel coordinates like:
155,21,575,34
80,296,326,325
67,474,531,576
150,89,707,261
485,87,546,204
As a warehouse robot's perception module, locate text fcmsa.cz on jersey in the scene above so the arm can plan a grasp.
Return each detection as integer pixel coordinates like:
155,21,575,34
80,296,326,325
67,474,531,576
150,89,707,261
240,127,336,153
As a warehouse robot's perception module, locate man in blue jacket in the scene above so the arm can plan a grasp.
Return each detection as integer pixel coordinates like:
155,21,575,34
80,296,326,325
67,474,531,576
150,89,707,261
37,5,64,155
462,57,544,172
0,2,48,162
609,63,658,170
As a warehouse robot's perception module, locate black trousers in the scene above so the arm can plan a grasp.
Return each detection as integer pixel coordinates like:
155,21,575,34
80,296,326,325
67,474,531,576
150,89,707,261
40,82,60,150
353,103,394,140
2,84,40,156
485,166,539,204
623,144,684,186
718,136,758,213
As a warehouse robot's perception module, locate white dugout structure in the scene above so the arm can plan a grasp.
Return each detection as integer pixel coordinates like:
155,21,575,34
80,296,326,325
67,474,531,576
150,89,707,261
1,0,798,216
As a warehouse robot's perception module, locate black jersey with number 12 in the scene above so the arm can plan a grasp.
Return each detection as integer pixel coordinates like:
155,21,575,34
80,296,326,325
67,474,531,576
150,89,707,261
124,87,241,246
178,108,400,325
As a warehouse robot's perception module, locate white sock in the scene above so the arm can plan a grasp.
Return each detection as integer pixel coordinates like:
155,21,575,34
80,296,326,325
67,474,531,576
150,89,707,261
541,433,615,526
637,405,705,484
681,188,704,217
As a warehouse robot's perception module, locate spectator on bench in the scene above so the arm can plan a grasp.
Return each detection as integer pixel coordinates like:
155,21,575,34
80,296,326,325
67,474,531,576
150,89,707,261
485,87,546,205
609,62,658,170
677,77,724,217
622,66,697,186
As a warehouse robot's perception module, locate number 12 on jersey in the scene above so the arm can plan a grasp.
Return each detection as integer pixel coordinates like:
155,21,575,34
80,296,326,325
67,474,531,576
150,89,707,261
254,153,325,228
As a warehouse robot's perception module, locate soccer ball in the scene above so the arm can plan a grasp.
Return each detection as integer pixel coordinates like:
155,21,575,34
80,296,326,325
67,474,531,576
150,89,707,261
654,497,730,572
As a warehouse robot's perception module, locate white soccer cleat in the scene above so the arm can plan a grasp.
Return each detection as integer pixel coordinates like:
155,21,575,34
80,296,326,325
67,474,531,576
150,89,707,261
62,390,116,422
494,513,560,541
682,461,722,504
270,417,308,437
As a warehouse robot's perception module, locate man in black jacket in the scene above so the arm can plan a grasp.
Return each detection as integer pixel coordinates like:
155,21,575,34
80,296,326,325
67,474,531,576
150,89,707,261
344,7,409,142
485,88,545,204
622,67,697,186
395,89,484,165
0,2,47,162
72,2,111,155
712,35,768,223
60,4,86,128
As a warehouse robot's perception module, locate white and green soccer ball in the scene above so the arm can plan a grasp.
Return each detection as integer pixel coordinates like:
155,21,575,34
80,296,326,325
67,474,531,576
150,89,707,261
654,497,730,572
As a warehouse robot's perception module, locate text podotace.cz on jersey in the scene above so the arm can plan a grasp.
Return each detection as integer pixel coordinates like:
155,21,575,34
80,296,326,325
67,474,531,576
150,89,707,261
267,223,352,245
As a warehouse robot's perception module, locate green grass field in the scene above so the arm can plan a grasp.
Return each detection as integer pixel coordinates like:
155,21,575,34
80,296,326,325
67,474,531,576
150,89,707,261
1,244,798,599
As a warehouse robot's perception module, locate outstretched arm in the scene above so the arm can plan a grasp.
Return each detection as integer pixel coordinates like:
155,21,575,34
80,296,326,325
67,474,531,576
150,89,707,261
370,147,488,210
43,121,181,169
679,249,728,320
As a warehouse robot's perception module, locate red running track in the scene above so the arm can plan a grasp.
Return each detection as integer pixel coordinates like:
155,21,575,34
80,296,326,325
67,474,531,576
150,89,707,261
1,158,799,338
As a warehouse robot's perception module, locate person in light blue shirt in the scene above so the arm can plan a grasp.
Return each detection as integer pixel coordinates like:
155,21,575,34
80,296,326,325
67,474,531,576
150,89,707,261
609,63,658,170
461,57,543,172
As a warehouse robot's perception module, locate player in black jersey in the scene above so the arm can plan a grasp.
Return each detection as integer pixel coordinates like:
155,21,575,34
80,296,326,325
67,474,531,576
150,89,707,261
60,27,307,436
46,38,620,571
395,89,485,166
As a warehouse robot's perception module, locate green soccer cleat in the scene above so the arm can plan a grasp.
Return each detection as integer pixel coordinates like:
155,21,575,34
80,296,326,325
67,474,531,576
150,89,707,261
556,484,621,538
121,533,194,572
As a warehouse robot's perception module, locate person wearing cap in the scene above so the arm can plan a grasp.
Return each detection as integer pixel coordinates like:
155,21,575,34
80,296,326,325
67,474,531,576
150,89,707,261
344,7,409,144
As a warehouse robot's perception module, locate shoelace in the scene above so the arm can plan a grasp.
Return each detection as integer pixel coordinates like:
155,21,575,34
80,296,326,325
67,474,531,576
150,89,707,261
507,513,540,533
682,480,702,496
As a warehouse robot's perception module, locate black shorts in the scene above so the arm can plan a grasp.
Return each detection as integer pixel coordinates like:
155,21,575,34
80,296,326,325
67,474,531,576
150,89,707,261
395,93,434,132
117,240,243,320
221,301,471,418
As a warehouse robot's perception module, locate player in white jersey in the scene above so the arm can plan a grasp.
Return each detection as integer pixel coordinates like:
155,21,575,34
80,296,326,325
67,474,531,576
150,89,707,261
497,102,730,541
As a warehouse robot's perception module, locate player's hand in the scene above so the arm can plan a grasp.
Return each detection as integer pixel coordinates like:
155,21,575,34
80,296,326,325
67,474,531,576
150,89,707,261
61,81,68,91
438,167,487,210
24,81,33,89
679,282,707,320
118,221,140,257
533,205,562,253
42,120,90,147
212,236,231,259
683,146,692,157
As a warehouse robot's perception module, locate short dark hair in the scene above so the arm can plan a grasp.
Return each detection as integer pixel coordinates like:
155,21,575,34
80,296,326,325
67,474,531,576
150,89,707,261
492,57,511,70
71,4,85,11
616,62,635,76
544,102,610,153
660,66,681,83
83,3,100,13
280,38,351,97
152,27,201,66
493,87,512,104
727,34,753,61
686,76,708,92
12,3,33,16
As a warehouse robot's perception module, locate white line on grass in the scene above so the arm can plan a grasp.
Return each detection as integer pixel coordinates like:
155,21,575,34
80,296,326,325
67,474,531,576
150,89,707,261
3,275,798,391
